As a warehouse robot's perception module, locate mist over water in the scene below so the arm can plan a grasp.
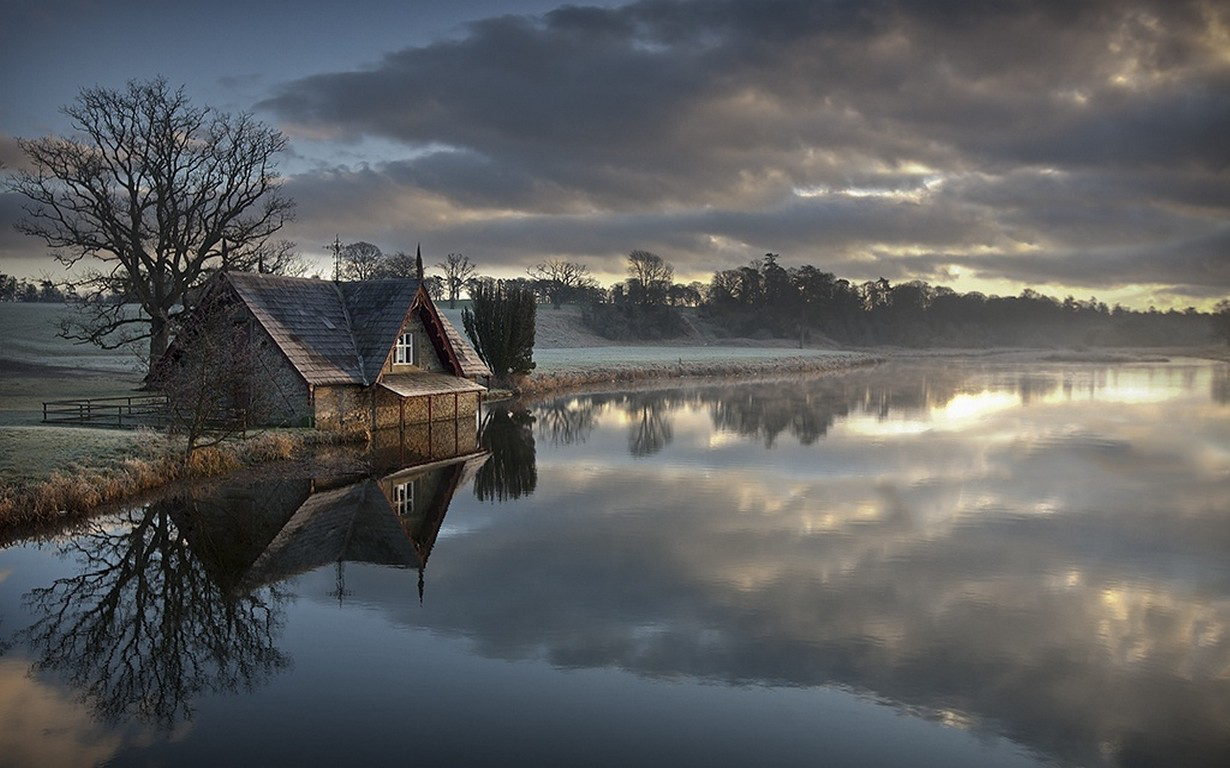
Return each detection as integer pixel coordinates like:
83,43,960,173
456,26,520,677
1,360,1227,767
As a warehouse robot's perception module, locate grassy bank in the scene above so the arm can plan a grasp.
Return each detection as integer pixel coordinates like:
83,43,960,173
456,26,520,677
517,349,879,396
0,428,350,532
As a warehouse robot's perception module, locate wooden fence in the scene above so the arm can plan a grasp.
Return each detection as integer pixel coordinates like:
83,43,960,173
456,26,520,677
42,395,168,429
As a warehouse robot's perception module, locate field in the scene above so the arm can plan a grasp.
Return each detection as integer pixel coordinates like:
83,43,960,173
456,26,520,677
0,304,147,484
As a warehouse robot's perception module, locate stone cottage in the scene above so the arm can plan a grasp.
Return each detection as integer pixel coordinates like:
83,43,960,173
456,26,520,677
162,270,491,434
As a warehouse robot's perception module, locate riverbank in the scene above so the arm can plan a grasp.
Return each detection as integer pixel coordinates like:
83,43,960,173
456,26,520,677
0,348,880,531
2,299,1225,532
0,429,361,534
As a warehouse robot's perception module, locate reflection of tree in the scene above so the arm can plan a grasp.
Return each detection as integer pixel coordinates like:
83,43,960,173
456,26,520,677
475,409,537,502
20,500,290,730
1213,366,1230,405
626,394,675,457
708,381,849,447
535,398,599,446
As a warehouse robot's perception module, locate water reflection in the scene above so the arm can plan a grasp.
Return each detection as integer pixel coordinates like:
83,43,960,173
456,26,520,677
15,446,489,731
1214,365,1230,405
19,501,291,730
526,361,1228,455
2,361,1227,767
444,360,1226,767
474,408,537,502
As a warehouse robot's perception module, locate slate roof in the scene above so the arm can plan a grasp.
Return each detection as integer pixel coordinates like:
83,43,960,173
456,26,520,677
221,272,488,386
338,280,422,384
226,273,362,385
439,312,492,378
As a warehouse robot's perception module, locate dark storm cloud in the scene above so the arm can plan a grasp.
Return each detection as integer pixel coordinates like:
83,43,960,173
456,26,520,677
260,0,1230,297
284,160,996,277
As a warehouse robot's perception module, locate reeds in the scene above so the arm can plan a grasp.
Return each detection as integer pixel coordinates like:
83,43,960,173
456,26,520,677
0,428,343,531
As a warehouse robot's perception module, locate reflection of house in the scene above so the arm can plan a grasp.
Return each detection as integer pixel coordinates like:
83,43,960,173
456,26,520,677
160,269,490,432
176,452,488,601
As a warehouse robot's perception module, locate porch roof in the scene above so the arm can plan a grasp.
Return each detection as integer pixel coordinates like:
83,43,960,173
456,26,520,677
379,372,487,398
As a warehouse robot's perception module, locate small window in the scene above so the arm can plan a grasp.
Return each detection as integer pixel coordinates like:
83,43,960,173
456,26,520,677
393,481,414,516
395,332,414,364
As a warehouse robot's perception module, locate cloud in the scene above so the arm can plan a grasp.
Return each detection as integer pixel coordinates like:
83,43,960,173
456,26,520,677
257,0,1230,300
1,0,1225,302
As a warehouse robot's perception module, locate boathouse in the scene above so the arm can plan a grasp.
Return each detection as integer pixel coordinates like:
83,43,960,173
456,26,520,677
158,270,490,434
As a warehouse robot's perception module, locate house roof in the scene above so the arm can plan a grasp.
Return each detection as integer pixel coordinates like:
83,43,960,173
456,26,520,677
338,280,423,384
226,273,362,385
438,312,492,378
221,272,488,386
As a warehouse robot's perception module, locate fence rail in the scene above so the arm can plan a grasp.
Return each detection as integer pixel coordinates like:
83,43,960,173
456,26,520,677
42,394,168,428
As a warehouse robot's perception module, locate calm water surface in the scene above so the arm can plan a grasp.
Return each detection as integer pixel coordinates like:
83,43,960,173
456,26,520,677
2,360,1228,767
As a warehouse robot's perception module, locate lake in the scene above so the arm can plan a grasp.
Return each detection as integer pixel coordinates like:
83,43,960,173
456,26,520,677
1,359,1228,767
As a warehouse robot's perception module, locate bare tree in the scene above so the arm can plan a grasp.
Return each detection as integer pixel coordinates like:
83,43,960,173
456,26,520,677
338,241,383,281
373,249,418,279
251,238,308,276
150,291,273,462
436,252,477,308
528,259,596,309
9,78,294,370
627,250,674,305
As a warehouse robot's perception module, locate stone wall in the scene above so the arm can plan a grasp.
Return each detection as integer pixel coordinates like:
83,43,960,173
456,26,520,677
313,384,371,436
251,324,313,427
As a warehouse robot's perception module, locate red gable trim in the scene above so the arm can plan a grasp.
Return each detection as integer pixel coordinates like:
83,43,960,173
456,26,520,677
409,287,465,377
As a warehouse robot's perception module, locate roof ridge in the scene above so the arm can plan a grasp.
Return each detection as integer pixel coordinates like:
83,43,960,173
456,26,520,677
332,281,367,385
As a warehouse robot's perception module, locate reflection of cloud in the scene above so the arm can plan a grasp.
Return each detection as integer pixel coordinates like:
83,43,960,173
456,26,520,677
0,658,133,768
368,361,1230,767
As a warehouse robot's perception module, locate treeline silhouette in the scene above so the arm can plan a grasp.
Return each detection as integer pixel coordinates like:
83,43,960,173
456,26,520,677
702,254,1211,347
575,251,1215,346
0,274,73,302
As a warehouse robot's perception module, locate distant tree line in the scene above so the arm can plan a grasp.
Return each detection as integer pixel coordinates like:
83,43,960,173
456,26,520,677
552,250,1220,348
0,274,76,303
701,254,1216,347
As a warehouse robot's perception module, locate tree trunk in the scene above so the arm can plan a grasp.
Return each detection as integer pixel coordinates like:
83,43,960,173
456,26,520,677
148,314,170,369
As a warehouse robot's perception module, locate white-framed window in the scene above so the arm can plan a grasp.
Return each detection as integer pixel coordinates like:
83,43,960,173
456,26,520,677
393,481,414,516
395,331,414,364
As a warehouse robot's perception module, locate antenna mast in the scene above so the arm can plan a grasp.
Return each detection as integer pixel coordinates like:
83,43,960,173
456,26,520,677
327,235,342,282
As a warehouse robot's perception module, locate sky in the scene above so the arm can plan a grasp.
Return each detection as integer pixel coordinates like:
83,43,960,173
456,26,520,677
1,0,1227,309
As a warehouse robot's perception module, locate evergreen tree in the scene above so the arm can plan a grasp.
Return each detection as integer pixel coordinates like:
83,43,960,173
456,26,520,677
462,279,536,388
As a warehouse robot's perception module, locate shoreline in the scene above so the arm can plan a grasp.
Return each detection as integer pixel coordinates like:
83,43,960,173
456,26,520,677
513,350,881,397
2,344,1226,535
0,349,879,534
